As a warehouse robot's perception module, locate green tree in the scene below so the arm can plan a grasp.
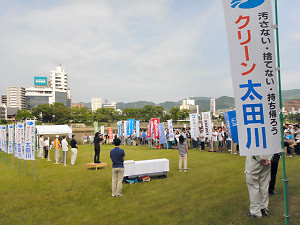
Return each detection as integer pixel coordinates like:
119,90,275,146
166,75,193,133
31,104,53,123
15,109,33,121
178,109,190,120
71,107,92,125
94,107,119,122
169,107,180,122
0,119,8,124
52,103,72,124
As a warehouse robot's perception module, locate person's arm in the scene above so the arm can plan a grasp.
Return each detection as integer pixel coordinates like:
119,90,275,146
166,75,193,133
76,143,78,149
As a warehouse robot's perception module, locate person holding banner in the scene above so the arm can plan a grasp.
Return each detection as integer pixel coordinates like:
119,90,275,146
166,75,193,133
39,135,44,158
245,155,272,218
178,135,188,172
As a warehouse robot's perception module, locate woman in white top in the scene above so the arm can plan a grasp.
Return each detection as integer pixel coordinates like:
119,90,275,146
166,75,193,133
61,136,69,166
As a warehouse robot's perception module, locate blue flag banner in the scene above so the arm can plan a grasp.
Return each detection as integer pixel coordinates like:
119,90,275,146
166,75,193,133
117,121,122,138
136,120,140,138
158,123,166,144
127,119,135,136
223,110,239,144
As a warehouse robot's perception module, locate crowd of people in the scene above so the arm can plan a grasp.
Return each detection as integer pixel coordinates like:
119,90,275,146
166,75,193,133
38,134,78,166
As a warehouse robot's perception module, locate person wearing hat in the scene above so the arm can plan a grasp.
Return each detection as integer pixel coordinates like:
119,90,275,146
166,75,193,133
54,135,61,164
284,130,294,157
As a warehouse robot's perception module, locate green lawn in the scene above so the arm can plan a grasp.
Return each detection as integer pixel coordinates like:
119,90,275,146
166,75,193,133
0,145,299,225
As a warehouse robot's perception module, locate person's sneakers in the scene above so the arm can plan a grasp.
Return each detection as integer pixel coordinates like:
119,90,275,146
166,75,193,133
269,191,277,195
247,212,262,218
116,194,124,197
261,208,269,217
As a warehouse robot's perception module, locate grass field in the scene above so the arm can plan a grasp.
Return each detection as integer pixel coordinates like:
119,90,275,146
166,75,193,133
0,145,299,225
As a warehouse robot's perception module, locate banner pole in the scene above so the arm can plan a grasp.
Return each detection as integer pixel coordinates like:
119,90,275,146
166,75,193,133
12,125,14,170
34,121,37,183
274,0,289,224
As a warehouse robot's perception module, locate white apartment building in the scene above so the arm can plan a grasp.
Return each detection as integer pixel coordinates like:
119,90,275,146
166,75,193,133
7,86,26,109
91,98,102,111
180,97,199,114
26,65,71,109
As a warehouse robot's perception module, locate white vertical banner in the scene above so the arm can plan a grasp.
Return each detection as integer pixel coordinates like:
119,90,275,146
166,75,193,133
136,120,140,138
15,123,25,159
14,124,18,157
7,124,14,154
190,113,200,139
167,119,174,141
223,0,281,156
100,125,104,135
202,112,212,138
123,121,128,138
25,120,36,160
1,125,7,153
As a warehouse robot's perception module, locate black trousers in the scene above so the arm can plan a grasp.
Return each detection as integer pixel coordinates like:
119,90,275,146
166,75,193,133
44,146,48,159
200,142,205,150
295,143,300,155
269,153,280,193
284,141,292,155
94,146,100,163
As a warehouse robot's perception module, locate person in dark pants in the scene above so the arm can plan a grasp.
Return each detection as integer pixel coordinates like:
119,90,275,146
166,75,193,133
93,132,103,163
269,153,281,195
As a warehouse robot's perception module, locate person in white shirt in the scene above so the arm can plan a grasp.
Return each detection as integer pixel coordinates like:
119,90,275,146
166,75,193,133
199,129,206,151
211,128,218,152
39,135,44,158
217,127,224,152
61,136,69,166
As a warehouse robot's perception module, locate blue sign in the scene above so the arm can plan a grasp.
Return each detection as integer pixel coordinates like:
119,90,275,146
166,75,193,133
158,123,166,144
223,110,239,143
231,0,264,9
34,77,47,86
127,119,135,136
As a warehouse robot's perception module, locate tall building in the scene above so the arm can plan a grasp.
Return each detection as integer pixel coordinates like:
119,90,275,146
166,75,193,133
103,101,116,110
210,98,216,116
1,95,7,105
7,86,26,109
180,97,199,114
51,65,69,106
26,65,71,109
0,103,7,120
91,98,102,111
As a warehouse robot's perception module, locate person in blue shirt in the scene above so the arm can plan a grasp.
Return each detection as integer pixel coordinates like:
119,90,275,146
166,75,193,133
284,130,294,157
110,138,125,197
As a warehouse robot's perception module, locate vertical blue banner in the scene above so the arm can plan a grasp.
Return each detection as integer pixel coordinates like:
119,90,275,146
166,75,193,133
223,110,239,143
158,123,166,144
127,119,135,136
117,121,122,138
136,120,140,138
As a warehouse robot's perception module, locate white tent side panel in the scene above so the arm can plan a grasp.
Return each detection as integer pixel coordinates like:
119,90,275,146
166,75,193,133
36,125,72,135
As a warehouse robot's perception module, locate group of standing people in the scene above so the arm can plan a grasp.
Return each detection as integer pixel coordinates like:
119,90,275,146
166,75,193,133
283,124,300,157
38,134,78,166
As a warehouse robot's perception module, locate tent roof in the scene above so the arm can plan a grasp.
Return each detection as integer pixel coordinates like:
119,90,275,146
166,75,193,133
36,125,72,135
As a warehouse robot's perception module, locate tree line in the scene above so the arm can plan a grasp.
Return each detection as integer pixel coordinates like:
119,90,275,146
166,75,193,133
11,103,191,125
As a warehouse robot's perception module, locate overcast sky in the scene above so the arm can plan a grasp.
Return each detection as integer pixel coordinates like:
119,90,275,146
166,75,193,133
0,0,299,103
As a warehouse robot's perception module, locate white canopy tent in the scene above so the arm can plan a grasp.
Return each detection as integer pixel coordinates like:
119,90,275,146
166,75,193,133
36,125,72,135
